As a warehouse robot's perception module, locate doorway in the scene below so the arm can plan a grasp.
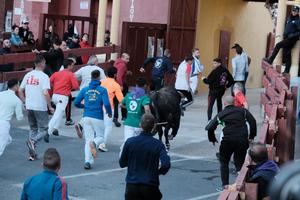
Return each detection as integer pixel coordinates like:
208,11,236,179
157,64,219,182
218,30,231,68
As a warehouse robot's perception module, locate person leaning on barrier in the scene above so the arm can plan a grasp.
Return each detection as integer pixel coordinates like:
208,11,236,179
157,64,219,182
205,95,257,191
247,143,279,200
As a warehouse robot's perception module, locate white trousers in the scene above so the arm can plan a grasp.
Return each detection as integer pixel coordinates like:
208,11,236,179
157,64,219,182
124,125,142,142
103,110,114,145
48,94,69,134
83,117,104,164
0,120,11,157
190,76,199,94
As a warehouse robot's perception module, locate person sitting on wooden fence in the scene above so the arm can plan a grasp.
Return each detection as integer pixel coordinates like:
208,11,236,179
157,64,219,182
0,39,14,91
10,25,23,47
248,143,279,200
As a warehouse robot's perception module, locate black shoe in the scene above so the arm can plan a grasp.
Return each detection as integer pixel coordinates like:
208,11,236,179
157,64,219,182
26,139,36,158
84,162,91,170
44,134,49,143
52,129,59,136
113,119,121,127
121,117,126,121
65,119,75,126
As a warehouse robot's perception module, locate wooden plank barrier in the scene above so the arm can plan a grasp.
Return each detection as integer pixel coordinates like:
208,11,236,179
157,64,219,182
218,60,298,199
0,45,120,83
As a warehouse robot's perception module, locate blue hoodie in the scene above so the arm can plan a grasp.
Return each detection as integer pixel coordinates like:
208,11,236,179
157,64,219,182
74,79,112,120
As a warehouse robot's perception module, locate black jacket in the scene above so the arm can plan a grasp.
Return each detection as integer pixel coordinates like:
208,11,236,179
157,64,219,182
0,47,14,72
42,48,64,75
203,66,234,91
284,15,300,39
205,105,257,143
143,56,175,79
19,27,30,43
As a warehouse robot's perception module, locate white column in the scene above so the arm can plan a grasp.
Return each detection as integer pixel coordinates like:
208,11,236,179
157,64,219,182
96,0,108,47
110,0,121,60
274,0,287,65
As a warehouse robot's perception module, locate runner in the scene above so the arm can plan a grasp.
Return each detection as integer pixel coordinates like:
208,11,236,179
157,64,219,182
45,59,79,143
0,79,23,157
19,55,54,161
74,70,112,170
121,77,151,144
99,67,124,152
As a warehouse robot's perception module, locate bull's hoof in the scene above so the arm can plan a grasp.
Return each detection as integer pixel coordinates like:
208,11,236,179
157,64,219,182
168,134,174,140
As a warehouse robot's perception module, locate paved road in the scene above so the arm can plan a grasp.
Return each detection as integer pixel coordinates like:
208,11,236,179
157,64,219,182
0,89,298,200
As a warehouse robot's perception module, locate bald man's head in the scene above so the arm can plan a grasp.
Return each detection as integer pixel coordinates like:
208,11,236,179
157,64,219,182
249,143,269,163
223,96,234,107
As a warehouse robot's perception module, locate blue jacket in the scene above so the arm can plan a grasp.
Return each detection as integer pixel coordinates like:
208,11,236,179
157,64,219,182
119,132,171,186
143,56,174,79
10,33,23,46
21,170,68,200
74,79,112,120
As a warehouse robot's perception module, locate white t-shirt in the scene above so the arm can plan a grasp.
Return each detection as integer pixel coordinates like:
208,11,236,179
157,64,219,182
232,54,247,81
175,61,191,90
20,70,50,111
75,65,106,89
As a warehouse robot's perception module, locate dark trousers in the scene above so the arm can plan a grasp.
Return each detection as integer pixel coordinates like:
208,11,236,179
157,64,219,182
269,37,298,73
207,90,225,120
113,84,128,120
219,139,249,186
151,77,164,91
125,184,162,200
65,95,72,121
177,89,193,108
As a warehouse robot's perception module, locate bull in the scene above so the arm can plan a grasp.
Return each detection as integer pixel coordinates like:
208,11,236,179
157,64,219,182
150,87,182,150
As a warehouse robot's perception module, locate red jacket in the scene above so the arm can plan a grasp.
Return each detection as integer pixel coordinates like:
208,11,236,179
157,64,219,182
79,41,92,64
50,70,79,96
114,58,127,86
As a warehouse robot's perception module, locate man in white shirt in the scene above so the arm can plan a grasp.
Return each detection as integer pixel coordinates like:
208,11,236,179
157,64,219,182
175,56,194,114
0,79,23,157
75,55,106,90
19,55,54,161
231,46,247,94
190,48,204,94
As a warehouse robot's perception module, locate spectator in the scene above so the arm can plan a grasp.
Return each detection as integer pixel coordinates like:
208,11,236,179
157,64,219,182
119,113,171,200
68,34,82,64
121,77,151,143
140,49,175,91
205,96,257,191
231,43,251,83
104,30,111,46
19,18,31,45
232,45,247,94
63,24,74,46
0,39,14,91
79,33,92,64
74,70,112,170
264,6,300,74
43,25,59,51
248,143,279,200
27,31,36,46
19,55,54,161
10,25,23,47
233,82,248,109
61,41,69,51
45,59,79,143
21,148,69,200
0,79,23,157
113,53,131,127
202,58,234,121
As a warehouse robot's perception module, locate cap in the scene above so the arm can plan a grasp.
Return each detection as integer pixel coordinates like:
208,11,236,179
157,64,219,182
22,17,29,24
231,43,240,49
292,6,299,12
